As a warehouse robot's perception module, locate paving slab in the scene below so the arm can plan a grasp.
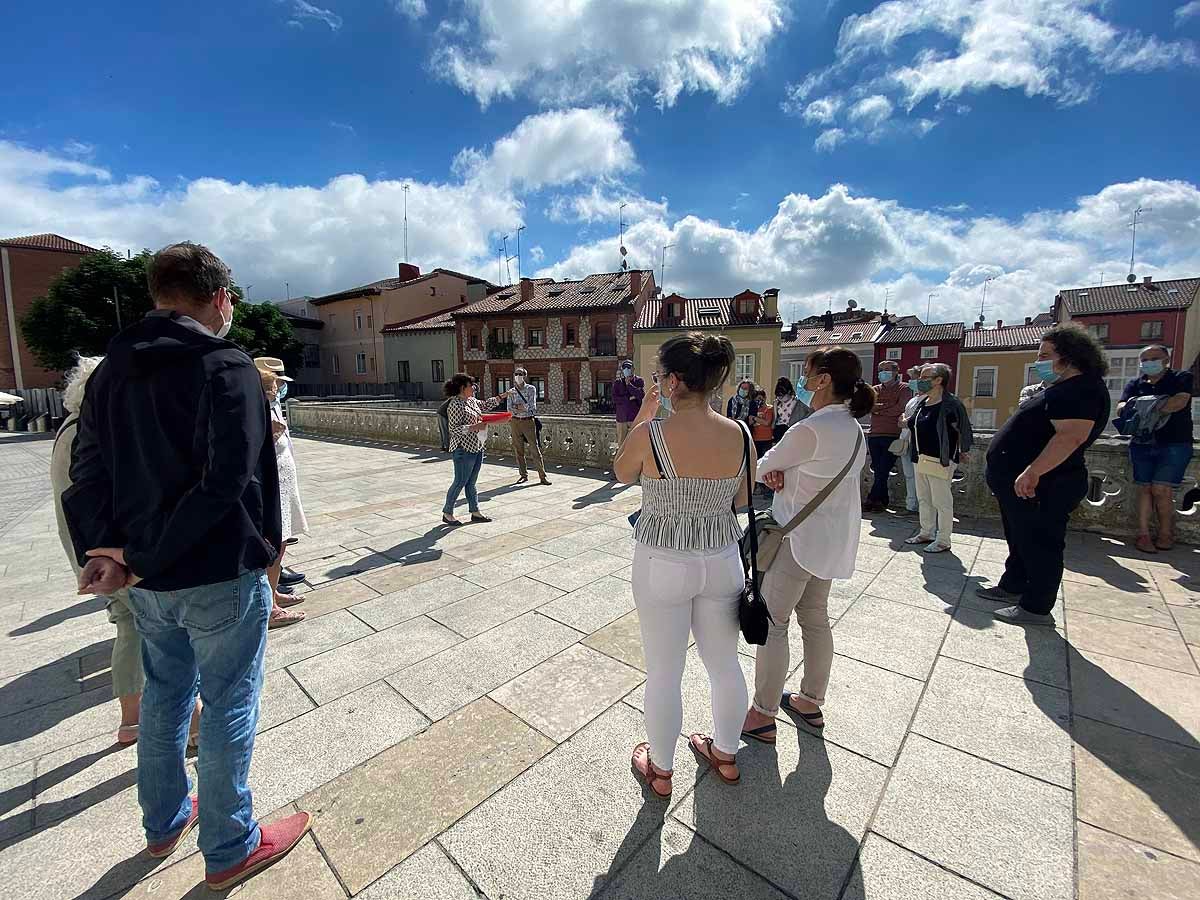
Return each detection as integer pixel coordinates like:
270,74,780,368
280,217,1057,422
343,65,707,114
828,569,876,603
387,612,582,721
440,702,701,900
1063,580,1179,628
490,644,643,742
257,669,316,734
1067,610,1197,674
673,726,887,900
528,549,630,592
538,575,635,635
248,681,428,815
1076,821,1200,900
264,608,374,672
0,760,35,842
0,658,81,717
430,576,564,638
285,577,380,620
353,555,466,595
873,735,1074,900
1070,648,1200,748
306,697,551,895
843,833,1005,900
583,611,646,671
0,685,115,770
513,518,590,545
1073,716,1200,862
455,547,562,588
355,841,482,900
1172,605,1200,648
288,615,460,705
303,550,396,586
941,606,1069,688
831,595,949,680
912,657,1073,787
351,575,483,631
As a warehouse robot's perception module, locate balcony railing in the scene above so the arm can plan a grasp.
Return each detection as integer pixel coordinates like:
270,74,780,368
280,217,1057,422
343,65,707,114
486,337,516,359
589,338,617,357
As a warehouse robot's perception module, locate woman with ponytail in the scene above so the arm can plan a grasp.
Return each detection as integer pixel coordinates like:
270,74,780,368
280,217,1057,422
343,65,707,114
741,347,870,741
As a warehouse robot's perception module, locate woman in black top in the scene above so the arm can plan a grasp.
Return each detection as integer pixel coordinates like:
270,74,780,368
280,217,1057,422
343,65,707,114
981,326,1111,623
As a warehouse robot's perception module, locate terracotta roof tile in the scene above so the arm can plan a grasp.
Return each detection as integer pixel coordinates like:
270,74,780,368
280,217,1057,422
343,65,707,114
636,293,781,330
313,267,493,305
381,307,457,333
962,323,1045,351
1059,278,1198,315
781,320,884,347
875,323,965,344
0,233,97,254
454,270,652,317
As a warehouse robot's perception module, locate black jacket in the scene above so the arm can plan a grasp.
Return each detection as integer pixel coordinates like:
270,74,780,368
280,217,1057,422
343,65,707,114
63,310,281,591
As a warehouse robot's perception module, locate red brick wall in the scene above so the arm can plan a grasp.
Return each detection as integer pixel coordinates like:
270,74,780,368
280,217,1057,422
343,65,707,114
1,245,93,389
1071,311,1189,368
872,341,962,381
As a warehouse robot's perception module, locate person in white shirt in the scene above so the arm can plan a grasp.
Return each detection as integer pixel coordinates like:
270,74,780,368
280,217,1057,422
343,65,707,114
891,366,925,517
505,366,550,485
741,348,871,740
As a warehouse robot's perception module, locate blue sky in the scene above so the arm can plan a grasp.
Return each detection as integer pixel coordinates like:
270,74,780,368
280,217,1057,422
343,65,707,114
1,0,1198,326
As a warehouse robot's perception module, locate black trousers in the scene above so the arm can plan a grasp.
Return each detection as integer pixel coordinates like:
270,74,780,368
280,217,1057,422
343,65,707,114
867,435,897,504
992,470,1088,615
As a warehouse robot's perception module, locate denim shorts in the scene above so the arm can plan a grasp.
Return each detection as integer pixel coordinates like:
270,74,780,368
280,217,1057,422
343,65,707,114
1130,442,1195,486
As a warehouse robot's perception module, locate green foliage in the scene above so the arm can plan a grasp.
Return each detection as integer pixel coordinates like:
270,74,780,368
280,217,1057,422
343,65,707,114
19,248,154,372
228,302,303,372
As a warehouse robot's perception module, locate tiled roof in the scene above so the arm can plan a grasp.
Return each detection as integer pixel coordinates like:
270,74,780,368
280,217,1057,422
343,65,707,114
875,323,965,344
782,320,884,347
962,323,1045,351
1058,278,1198,315
1031,311,1055,325
454,271,652,317
636,293,781,330
0,233,97,254
312,267,493,305
381,307,457,333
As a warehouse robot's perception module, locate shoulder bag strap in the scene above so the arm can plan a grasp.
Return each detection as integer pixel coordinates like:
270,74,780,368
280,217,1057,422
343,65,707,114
647,419,670,479
777,426,863,539
736,421,761,583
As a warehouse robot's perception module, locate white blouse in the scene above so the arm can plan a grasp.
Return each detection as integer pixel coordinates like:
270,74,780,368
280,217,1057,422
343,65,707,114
755,404,867,580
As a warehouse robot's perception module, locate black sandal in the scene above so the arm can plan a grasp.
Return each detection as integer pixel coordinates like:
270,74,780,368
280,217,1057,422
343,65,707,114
470,513,493,523
442,514,463,526
741,723,778,745
781,691,825,729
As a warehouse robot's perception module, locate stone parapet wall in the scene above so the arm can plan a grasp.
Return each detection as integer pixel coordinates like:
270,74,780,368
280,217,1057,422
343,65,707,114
288,401,1199,543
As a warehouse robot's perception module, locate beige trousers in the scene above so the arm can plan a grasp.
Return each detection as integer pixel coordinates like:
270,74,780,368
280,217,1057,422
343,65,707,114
616,420,633,447
915,463,954,546
752,547,834,715
510,417,546,479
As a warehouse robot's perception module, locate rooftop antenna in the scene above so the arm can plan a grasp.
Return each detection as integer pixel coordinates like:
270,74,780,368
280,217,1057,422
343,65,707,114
501,234,512,285
402,184,410,263
883,287,891,314
926,291,937,322
514,225,526,280
285,281,290,302
1099,270,1104,286
497,245,504,285
1127,205,1151,278
979,275,995,323
618,202,628,272
660,242,676,296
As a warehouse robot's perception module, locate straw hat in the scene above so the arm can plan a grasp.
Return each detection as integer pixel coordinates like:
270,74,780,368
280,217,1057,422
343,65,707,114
254,356,293,381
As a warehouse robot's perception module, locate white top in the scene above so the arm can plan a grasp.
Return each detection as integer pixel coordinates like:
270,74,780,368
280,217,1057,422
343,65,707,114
755,404,867,580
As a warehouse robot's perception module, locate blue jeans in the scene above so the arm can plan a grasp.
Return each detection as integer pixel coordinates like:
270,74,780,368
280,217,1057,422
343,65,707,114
128,569,270,874
866,435,897,504
1130,442,1194,486
445,448,484,515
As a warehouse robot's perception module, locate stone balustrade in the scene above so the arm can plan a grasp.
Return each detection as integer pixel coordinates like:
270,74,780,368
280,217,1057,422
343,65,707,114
289,400,1199,543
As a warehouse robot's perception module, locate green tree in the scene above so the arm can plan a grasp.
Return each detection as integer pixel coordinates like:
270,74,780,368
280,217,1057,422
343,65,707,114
19,248,154,372
228,301,303,372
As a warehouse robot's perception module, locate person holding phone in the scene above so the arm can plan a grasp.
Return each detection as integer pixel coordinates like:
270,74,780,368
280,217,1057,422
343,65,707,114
505,366,551,485
613,359,645,447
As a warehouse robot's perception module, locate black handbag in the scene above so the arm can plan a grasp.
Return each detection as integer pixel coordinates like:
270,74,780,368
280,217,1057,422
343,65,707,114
736,423,773,645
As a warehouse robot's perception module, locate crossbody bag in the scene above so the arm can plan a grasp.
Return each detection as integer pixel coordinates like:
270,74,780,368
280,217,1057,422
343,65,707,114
913,407,953,480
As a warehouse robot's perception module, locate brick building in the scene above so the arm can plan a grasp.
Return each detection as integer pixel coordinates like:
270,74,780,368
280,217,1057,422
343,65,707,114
0,234,98,389
873,322,965,382
453,270,656,414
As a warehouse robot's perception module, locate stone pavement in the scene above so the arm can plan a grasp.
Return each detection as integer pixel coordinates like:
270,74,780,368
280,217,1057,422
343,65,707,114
0,432,1198,900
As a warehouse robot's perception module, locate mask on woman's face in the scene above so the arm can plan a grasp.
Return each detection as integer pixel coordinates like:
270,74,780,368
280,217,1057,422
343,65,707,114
657,375,673,414
1033,359,1059,383
878,370,894,383
794,375,814,406
737,388,749,399
278,382,288,401
911,378,933,393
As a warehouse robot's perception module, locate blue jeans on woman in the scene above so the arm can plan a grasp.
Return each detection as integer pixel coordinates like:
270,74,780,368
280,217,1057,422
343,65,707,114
127,569,270,874
445,448,484,515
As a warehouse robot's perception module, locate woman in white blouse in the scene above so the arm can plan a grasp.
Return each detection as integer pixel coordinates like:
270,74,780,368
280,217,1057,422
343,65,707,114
741,348,872,741
443,373,503,525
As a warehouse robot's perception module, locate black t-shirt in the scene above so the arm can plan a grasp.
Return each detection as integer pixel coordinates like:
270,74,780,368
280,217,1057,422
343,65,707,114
987,373,1110,479
909,402,957,462
1120,369,1194,444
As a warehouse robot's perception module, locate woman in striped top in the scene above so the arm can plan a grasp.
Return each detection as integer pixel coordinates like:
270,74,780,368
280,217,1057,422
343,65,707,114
614,332,754,797
442,373,502,526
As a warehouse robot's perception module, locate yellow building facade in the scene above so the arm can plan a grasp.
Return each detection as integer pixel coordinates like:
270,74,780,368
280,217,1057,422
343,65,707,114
956,323,1044,429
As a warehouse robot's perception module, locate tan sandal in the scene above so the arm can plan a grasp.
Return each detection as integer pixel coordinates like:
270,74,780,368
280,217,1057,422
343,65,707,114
269,607,305,629
117,724,139,746
689,734,740,785
630,742,672,798
276,593,305,609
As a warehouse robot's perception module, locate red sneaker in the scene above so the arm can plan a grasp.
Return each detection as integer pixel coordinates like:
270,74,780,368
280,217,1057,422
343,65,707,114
147,797,199,858
204,811,313,891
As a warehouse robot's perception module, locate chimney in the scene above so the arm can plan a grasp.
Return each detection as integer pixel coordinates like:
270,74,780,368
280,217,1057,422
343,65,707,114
629,270,642,298
822,310,835,331
1024,316,1032,325
519,277,533,305
398,262,420,281
996,319,1003,328
1143,275,1152,285
973,321,982,330
763,288,780,321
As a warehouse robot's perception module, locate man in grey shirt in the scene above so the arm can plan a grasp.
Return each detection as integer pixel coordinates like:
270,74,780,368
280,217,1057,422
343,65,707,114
507,366,551,485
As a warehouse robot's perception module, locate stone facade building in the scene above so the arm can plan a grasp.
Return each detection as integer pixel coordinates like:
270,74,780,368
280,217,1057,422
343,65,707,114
453,270,656,414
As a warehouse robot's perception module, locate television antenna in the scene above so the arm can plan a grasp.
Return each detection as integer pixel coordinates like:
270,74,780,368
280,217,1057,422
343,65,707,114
883,287,891,314
660,242,676,295
618,202,628,272
514,225,525,280
926,291,937,322
1127,205,1151,278
501,234,513,285
402,184,410,263
979,275,995,323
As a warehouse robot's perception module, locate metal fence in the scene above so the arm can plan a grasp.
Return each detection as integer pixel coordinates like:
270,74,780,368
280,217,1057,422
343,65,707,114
0,388,65,432
290,381,426,400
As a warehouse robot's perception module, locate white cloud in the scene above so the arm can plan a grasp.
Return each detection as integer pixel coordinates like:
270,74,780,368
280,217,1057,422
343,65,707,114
434,0,787,108
814,128,846,152
800,96,842,125
546,183,668,225
846,94,893,130
538,179,1200,328
453,108,634,192
0,109,636,298
393,0,426,20
787,0,1198,147
1177,1,1200,26
328,120,356,135
284,0,342,31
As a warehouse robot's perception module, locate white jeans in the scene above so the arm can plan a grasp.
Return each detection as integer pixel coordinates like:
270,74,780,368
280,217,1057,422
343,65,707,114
632,542,748,768
915,464,955,545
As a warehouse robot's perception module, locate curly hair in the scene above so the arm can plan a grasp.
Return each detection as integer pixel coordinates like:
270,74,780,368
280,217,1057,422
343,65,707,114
62,356,104,414
1041,325,1109,377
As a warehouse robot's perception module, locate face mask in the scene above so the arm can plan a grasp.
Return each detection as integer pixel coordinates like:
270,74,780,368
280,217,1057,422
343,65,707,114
738,388,749,399
278,382,288,401
215,295,233,339
911,379,933,393
1140,360,1165,376
622,367,633,377
1034,359,1059,383
658,378,673,414
514,375,526,386
878,371,894,383
794,375,814,407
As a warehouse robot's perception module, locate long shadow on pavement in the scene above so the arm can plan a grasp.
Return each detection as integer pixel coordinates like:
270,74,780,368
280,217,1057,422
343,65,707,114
8,596,107,638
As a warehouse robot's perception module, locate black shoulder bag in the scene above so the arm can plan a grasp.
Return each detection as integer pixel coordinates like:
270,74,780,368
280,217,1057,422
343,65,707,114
736,422,773,645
